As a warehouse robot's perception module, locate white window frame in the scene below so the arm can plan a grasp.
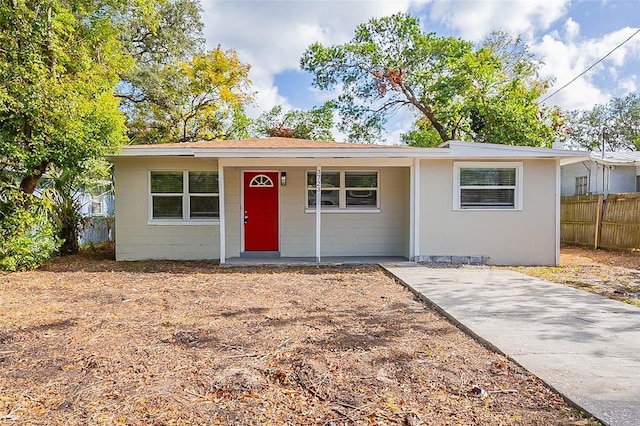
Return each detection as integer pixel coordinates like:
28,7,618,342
91,195,105,217
148,170,220,225
305,170,380,213
575,175,588,195
453,162,523,211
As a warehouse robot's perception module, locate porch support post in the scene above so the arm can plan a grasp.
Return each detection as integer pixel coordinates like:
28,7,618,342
409,162,415,260
315,165,321,263
413,159,421,261
218,162,226,264
555,158,561,266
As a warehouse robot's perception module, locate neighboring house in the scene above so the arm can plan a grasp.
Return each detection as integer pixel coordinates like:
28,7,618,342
109,138,587,266
561,151,640,197
78,189,115,244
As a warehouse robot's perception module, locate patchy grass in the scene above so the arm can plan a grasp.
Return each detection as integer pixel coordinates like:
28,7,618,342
0,250,597,425
513,246,640,306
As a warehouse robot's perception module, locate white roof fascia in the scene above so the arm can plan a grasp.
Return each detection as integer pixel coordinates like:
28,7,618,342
112,142,590,162
443,140,589,165
192,148,435,158
589,155,640,166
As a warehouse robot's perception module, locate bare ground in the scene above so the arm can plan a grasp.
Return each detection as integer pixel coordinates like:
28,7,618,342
0,246,596,425
513,245,640,307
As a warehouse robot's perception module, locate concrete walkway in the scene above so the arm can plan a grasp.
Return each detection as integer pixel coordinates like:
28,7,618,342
381,265,640,426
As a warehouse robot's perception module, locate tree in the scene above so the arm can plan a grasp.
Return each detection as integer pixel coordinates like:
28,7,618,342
250,103,335,140
39,159,112,255
125,47,254,144
300,13,563,146
565,92,640,152
0,0,132,195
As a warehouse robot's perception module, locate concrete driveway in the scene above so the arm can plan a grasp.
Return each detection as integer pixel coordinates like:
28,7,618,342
381,265,640,426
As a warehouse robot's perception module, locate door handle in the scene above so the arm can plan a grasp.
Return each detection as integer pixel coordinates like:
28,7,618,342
244,215,249,224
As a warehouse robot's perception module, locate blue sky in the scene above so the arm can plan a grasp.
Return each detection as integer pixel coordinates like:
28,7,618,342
201,0,640,142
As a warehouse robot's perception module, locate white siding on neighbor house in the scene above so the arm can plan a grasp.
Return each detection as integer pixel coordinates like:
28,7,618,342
561,162,594,196
419,159,557,266
114,157,220,261
561,160,638,196
606,164,637,194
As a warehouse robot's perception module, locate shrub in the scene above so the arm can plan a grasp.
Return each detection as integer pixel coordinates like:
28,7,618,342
0,189,62,271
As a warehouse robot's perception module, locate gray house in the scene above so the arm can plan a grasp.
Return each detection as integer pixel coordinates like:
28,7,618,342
561,151,640,197
109,138,587,266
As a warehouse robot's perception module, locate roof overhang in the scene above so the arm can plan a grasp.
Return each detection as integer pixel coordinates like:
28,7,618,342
108,139,590,164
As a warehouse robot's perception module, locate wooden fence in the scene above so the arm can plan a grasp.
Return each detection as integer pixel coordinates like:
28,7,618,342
560,193,640,250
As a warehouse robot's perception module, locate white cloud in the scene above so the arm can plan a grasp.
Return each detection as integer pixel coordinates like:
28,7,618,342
534,24,640,110
428,0,570,41
201,0,430,117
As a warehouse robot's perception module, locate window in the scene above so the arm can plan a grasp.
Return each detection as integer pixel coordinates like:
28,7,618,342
575,176,588,195
149,171,219,222
91,195,104,216
306,171,379,211
454,162,522,210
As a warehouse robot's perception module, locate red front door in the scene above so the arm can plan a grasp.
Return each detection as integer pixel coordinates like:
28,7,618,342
244,171,279,251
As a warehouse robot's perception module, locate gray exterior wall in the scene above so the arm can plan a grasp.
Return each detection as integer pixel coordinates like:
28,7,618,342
114,159,410,260
419,159,557,266
114,157,220,261
285,167,409,257
223,167,410,258
561,160,638,196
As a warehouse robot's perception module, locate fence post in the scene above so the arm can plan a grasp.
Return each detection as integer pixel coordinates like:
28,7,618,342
594,194,604,249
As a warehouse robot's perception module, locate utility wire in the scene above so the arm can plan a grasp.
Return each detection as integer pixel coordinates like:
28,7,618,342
539,28,640,104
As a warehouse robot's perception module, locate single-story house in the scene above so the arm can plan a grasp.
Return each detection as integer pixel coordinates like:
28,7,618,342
561,151,640,197
110,138,587,266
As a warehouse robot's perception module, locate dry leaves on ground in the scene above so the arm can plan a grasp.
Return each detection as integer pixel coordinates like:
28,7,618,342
0,249,596,425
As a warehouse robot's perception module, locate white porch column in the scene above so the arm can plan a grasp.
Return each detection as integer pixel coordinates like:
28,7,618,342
218,162,226,264
315,165,321,263
555,158,561,266
413,159,421,261
409,162,415,260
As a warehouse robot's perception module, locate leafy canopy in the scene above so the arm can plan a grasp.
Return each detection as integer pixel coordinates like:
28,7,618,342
565,92,640,152
250,103,335,140
0,0,135,193
301,13,563,146
125,47,254,144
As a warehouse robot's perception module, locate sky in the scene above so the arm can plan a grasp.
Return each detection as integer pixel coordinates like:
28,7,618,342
200,0,640,142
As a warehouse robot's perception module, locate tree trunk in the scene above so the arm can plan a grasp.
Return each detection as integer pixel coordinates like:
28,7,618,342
19,161,49,194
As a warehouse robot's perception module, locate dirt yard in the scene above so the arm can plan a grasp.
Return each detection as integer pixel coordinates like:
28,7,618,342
514,246,640,307
0,248,596,425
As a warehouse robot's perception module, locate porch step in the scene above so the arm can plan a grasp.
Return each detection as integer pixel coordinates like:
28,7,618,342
240,251,281,258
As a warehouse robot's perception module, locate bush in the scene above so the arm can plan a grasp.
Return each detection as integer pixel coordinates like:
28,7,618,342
0,189,62,271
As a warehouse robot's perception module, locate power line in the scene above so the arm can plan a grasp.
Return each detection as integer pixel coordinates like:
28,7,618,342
539,28,640,104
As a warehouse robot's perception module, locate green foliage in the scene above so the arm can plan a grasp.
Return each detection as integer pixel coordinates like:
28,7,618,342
0,0,132,193
250,103,335,140
126,47,254,144
565,92,640,151
39,160,112,255
0,185,61,271
301,13,562,146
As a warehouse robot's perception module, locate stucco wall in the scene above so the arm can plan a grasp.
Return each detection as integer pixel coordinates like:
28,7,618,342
222,167,410,257
113,157,220,261
419,159,557,266
115,159,410,260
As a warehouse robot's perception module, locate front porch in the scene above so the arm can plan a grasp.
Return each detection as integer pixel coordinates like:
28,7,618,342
216,157,419,263
224,255,411,266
